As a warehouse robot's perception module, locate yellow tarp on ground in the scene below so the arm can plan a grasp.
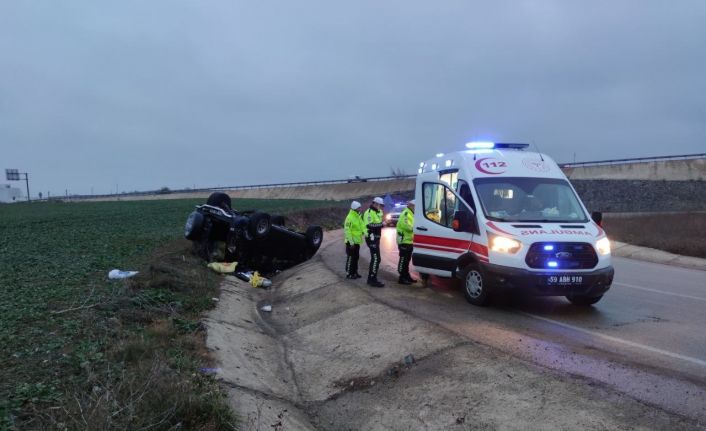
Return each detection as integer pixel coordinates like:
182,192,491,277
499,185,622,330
207,261,238,274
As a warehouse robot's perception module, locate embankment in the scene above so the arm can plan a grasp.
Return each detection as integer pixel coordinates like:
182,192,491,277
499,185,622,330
204,236,699,430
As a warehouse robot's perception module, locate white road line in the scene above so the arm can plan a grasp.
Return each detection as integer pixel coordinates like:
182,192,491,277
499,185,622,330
520,312,706,368
614,281,706,302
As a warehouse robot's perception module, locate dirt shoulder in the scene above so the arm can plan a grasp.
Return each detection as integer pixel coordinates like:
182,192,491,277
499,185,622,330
205,237,702,430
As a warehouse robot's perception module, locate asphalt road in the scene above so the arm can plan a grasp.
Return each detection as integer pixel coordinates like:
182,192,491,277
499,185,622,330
321,228,706,423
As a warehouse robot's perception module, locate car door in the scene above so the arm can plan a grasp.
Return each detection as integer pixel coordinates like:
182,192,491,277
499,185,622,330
412,181,477,276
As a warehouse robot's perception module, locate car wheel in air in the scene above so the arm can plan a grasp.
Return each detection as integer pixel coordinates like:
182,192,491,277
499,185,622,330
305,226,323,251
184,211,204,240
206,192,232,210
248,212,271,239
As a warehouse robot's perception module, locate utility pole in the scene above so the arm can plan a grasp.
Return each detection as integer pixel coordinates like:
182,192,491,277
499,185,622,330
24,173,29,201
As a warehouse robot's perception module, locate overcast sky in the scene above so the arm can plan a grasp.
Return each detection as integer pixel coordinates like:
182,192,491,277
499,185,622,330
1,1,705,196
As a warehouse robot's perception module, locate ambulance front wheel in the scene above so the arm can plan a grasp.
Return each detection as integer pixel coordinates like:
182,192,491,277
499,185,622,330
463,265,491,306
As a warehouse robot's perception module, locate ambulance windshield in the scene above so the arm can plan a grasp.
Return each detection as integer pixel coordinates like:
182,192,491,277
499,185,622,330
473,177,588,223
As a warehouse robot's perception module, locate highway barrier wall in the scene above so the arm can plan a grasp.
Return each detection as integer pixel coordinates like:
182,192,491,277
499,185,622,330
73,156,705,212
83,178,416,203
227,178,415,201
562,158,705,181
572,179,706,213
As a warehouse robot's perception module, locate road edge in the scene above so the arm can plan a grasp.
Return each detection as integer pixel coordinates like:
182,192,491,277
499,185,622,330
612,240,706,271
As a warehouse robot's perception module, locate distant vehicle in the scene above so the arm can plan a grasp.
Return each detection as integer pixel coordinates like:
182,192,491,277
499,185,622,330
412,142,613,307
384,204,405,227
184,192,323,270
347,175,368,183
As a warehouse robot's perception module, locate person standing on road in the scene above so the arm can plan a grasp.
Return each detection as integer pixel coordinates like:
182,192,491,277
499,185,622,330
396,200,417,285
344,201,365,279
364,197,385,287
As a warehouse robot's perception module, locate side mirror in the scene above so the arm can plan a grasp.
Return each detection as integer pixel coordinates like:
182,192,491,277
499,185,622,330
453,210,474,233
591,211,603,226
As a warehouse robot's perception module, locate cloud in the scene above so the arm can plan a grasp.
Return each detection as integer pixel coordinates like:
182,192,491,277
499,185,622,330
1,1,705,195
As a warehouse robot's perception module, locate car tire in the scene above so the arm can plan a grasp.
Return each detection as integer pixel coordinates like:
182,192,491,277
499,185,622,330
462,265,491,306
305,226,324,253
566,294,603,306
184,211,204,240
271,215,285,227
206,192,232,210
248,212,271,239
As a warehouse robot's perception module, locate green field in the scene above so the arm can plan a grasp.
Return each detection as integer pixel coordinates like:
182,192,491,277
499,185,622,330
0,198,341,430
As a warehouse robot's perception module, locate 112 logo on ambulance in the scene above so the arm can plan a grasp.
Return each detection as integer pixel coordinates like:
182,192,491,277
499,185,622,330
474,158,507,175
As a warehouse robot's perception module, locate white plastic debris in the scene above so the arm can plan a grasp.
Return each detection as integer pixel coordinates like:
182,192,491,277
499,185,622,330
260,305,272,312
108,269,139,279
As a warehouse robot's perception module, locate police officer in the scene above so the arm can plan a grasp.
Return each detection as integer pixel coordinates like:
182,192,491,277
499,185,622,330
397,200,417,284
364,197,385,287
396,200,417,285
343,200,365,279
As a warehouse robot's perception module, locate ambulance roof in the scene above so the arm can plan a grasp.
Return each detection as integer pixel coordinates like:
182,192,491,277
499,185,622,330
419,144,566,180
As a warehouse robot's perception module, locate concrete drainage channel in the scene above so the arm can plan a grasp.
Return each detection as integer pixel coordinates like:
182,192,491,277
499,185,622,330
205,254,700,430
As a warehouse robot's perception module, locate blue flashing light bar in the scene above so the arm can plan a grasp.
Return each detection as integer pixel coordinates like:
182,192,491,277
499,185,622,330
465,141,495,149
547,261,558,268
543,245,555,251
465,142,530,150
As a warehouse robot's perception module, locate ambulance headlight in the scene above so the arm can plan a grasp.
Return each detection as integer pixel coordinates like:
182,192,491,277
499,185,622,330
488,233,521,254
596,237,611,255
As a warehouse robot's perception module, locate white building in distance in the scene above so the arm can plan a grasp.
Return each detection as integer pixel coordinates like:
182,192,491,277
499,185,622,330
0,184,23,203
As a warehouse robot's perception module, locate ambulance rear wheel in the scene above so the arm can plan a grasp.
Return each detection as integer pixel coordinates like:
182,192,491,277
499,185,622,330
463,266,491,306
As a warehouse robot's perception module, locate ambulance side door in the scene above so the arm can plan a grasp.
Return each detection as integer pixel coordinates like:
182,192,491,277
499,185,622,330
412,181,476,276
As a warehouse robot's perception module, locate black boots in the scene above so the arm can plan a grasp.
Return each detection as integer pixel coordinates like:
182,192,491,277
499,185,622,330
367,278,385,288
398,274,417,285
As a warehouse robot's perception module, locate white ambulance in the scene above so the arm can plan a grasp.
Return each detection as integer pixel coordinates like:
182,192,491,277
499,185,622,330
412,142,614,306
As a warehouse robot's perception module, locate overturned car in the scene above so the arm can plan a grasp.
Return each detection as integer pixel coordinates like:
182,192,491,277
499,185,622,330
184,192,324,271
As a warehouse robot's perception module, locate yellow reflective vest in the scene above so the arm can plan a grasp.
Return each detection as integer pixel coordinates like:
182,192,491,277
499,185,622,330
396,207,414,245
363,207,384,239
344,209,365,245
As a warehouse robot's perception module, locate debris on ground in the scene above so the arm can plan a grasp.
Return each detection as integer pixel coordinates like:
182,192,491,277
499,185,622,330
235,271,273,288
207,261,238,273
261,305,273,312
108,269,139,279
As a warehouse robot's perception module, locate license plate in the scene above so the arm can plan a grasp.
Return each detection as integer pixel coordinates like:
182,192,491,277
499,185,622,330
546,275,584,286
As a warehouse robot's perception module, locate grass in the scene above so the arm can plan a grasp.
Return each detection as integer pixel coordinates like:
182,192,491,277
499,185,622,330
604,212,706,259
0,198,344,430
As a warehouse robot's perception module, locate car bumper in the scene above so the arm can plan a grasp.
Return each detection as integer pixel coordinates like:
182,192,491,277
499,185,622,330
477,262,614,297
